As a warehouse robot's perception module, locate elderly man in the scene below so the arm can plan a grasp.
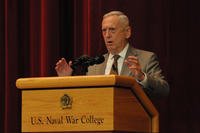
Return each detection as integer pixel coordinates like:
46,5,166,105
55,11,169,98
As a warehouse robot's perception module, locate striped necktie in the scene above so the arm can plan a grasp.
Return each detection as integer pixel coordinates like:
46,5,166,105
110,55,120,75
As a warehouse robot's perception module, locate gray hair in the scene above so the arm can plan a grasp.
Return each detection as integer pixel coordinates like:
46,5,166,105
103,11,130,27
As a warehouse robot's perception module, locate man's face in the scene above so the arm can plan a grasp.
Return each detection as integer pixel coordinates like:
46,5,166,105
102,15,131,54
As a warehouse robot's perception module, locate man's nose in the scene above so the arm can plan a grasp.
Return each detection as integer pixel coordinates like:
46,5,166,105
105,30,111,38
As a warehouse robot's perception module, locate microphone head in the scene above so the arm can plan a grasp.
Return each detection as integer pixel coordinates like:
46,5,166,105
71,55,105,70
71,55,90,69
86,55,105,66
94,55,105,64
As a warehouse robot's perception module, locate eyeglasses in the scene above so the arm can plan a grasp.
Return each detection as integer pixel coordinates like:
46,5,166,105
102,27,116,34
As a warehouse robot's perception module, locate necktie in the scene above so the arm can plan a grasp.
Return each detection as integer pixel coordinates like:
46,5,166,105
110,55,120,75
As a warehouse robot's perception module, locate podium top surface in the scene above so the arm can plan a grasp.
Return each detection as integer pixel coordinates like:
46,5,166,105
16,75,137,89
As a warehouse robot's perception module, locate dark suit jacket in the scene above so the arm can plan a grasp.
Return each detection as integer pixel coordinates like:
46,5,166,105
87,45,169,99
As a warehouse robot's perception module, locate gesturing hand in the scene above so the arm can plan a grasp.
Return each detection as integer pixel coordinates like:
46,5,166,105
55,58,73,76
124,56,145,81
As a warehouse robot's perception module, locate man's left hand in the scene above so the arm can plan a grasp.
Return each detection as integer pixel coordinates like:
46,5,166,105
124,56,145,81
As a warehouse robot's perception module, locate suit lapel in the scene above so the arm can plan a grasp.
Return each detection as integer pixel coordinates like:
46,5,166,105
98,54,108,75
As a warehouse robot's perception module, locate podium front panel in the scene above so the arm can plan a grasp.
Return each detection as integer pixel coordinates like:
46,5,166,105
22,87,115,132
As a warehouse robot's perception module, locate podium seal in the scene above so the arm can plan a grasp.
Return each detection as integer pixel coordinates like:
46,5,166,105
60,94,72,109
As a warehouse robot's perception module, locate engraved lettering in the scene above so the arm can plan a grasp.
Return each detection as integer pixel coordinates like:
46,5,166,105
46,116,63,124
31,116,44,125
81,115,104,125
30,115,104,126
65,116,79,124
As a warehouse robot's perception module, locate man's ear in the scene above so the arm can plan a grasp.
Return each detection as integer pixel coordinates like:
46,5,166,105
125,26,131,39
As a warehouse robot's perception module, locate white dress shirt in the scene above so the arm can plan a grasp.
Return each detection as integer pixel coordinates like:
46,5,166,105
105,43,129,75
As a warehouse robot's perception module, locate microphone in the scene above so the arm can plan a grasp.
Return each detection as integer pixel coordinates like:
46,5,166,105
71,55,105,70
71,55,90,70
83,55,105,66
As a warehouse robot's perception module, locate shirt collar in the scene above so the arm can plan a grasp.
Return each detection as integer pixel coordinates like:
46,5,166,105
108,43,129,59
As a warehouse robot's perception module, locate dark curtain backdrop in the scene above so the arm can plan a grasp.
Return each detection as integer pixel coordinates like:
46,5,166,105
1,0,200,133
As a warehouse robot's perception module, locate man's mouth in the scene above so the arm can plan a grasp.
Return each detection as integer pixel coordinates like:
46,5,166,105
106,41,113,45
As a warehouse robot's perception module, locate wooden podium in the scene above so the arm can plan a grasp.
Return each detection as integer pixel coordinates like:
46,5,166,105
16,75,159,133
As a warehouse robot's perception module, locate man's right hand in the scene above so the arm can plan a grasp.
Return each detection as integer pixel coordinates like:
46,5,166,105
55,58,73,76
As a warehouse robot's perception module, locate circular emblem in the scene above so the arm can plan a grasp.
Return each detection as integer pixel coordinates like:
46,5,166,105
60,94,72,109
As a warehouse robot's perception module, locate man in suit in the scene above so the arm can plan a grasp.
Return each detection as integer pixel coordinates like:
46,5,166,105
55,11,169,98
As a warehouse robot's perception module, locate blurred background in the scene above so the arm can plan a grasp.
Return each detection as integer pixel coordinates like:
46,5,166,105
1,0,200,132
